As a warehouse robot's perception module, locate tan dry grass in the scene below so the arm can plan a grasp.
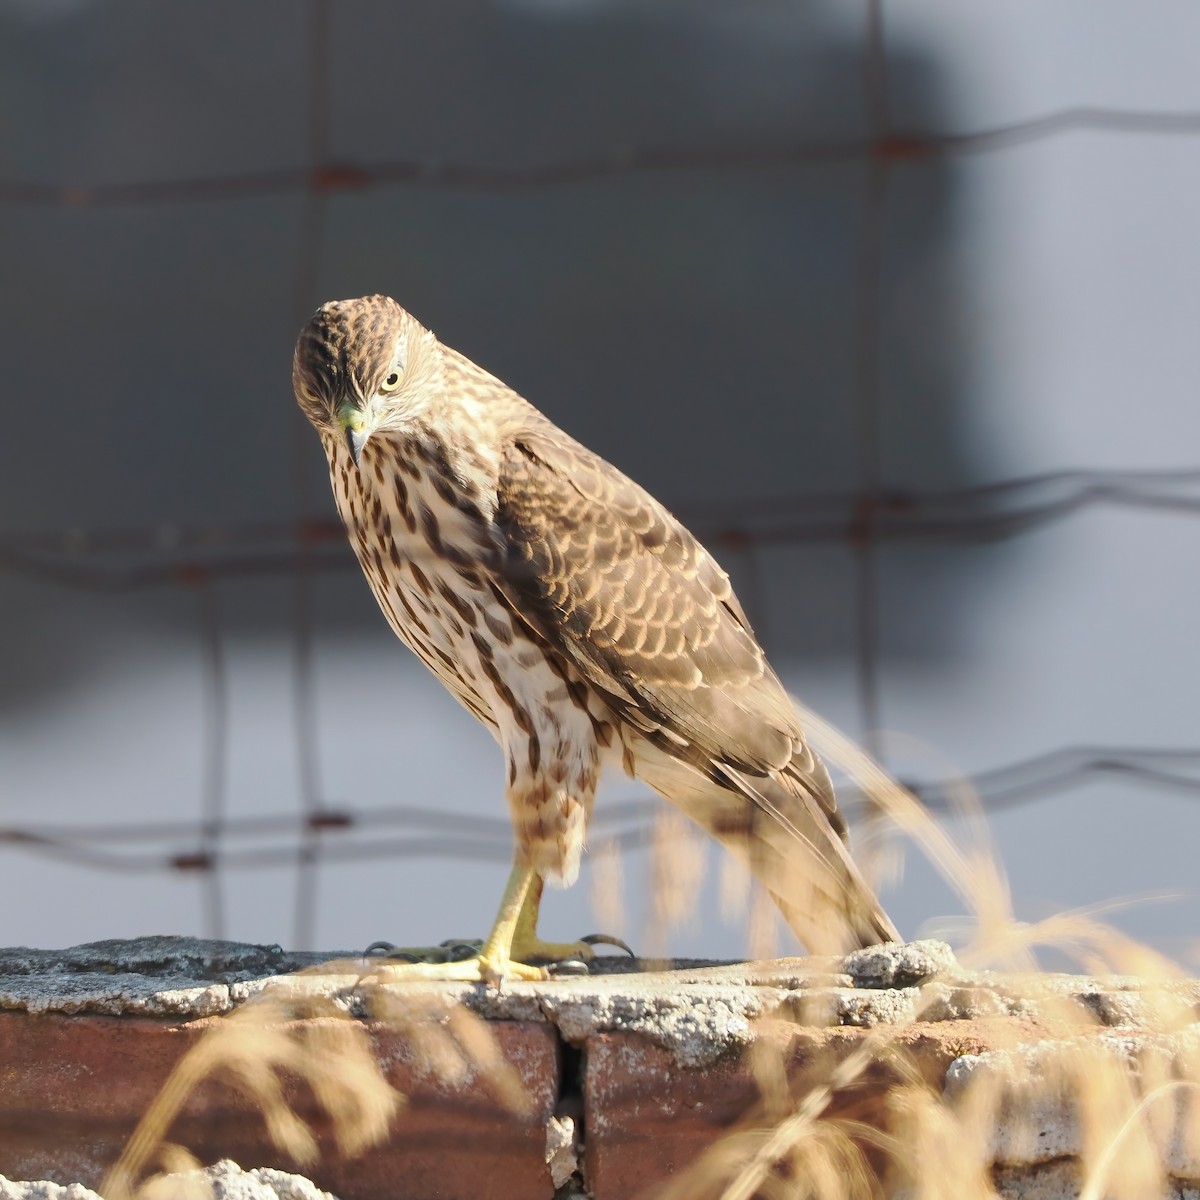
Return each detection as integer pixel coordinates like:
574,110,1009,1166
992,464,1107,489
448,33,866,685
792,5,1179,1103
647,701,1200,1199
112,701,1200,1199
103,987,398,1200
103,975,534,1200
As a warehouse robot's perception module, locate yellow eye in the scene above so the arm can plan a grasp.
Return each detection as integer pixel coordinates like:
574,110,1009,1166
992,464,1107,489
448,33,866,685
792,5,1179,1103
380,368,403,394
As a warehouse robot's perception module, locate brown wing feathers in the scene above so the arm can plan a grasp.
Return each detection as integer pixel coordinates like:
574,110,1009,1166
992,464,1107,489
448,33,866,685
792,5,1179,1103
497,428,801,770
493,422,898,949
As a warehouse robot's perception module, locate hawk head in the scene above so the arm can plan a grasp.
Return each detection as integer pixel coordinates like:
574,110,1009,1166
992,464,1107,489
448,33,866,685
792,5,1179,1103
292,294,435,465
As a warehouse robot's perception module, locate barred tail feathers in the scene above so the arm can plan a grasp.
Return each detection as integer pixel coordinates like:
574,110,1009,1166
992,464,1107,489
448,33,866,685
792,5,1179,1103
632,742,900,954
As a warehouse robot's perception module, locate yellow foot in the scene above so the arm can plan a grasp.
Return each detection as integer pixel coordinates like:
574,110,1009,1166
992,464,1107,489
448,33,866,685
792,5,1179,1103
362,952,548,988
364,938,484,965
366,933,635,978
511,932,635,968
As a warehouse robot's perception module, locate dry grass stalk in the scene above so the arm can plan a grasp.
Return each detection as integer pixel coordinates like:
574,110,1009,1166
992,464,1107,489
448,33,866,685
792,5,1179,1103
113,699,1200,1199
658,700,1200,1200
105,985,399,1200
590,835,628,938
363,983,533,1116
719,852,753,927
106,967,537,1200
646,806,708,956
887,1079,999,1200
133,1146,209,1200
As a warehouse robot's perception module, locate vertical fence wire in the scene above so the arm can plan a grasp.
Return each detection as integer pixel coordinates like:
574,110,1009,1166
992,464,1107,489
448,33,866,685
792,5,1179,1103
850,0,891,766
288,0,333,951
0,4,1199,941
194,574,228,939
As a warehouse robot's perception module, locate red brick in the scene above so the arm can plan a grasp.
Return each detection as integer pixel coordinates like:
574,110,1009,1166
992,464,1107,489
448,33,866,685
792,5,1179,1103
583,1031,763,1199
0,1011,560,1200
582,1023,1004,1200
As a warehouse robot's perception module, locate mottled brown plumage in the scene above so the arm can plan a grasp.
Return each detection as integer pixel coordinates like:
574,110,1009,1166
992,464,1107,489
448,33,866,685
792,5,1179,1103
292,294,898,981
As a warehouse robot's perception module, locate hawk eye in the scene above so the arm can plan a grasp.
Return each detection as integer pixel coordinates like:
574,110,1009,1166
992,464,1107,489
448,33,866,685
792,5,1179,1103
380,369,403,394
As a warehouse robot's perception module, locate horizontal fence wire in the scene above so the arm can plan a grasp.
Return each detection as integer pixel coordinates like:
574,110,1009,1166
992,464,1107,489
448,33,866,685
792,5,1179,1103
3,466,1199,589
0,1,1193,941
4,107,1200,207
4,747,1199,876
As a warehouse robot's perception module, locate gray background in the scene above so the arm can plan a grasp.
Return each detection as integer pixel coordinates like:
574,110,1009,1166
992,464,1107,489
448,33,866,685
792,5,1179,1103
2,0,1199,964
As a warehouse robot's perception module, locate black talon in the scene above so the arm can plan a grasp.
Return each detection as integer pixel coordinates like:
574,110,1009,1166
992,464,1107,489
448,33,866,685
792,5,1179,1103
363,941,397,956
548,959,591,977
580,933,636,958
445,941,482,962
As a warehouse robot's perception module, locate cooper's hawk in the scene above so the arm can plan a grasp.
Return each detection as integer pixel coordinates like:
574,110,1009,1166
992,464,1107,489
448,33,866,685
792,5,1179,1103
292,295,899,984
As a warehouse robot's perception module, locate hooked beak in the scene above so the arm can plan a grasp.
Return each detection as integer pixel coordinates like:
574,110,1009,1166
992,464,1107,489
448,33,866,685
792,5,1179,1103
344,424,368,468
338,405,369,468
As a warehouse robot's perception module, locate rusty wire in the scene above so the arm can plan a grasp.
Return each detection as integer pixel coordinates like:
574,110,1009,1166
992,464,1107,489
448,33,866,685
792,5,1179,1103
0,6,1196,939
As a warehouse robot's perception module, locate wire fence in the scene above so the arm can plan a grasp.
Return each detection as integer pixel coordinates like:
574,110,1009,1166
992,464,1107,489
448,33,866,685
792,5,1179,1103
2,0,1198,947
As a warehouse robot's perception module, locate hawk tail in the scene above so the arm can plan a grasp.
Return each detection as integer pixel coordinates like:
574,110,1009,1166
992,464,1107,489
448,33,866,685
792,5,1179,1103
729,767,901,954
635,743,899,954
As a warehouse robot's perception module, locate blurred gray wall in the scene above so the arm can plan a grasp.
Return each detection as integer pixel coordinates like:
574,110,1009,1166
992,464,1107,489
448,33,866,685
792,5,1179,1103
2,0,1199,961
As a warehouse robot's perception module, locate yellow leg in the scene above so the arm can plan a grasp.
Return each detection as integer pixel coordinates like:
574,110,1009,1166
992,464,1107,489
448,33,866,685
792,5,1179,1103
477,862,545,983
365,862,548,987
510,874,634,964
363,863,634,987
